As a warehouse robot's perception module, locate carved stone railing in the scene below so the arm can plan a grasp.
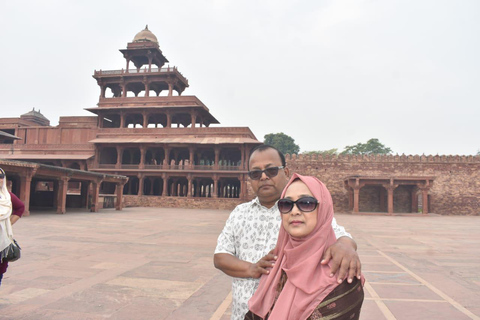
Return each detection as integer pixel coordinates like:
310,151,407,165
94,66,188,84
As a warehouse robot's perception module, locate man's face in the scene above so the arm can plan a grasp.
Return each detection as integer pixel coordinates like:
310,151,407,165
249,148,289,208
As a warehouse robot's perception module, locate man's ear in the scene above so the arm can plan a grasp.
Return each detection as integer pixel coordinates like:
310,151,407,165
284,166,290,178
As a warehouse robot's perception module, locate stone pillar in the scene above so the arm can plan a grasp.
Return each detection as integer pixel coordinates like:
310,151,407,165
411,188,418,213
147,55,153,72
189,147,195,169
240,175,247,199
213,174,218,198
144,81,150,97
348,188,353,211
97,114,103,128
116,147,122,169
421,188,429,214
140,147,146,169
56,177,69,214
143,112,148,128
122,83,126,98
120,111,125,128
383,182,398,214
353,187,360,213
387,187,394,214
190,113,196,128
187,174,192,198
162,174,168,196
164,147,170,168
166,112,172,128
168,82,173,96
138,174,144,196
100,85,106,99
91,181,100,212
116,182,125,210
19,171,33,216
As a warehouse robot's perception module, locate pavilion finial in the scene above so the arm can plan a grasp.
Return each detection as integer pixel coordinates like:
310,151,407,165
145,24,149,30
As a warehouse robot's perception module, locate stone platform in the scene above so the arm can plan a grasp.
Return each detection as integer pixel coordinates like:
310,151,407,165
0,207,479,319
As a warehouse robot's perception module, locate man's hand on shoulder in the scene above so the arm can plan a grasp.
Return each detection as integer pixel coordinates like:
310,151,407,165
321,237,361,284
248,249,277,278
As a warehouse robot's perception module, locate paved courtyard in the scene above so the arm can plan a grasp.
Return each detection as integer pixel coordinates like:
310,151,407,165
0,207,479,320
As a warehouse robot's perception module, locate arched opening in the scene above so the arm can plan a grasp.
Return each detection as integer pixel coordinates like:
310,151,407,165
125,113,143,128
147,113,167,128
101,114,121,128
145,148,165,166
99,147,118,165
171,113,192,128
193,178,214,198
169,148,189,166
194,148,215,166
142,176,164,196
123,176,139,195
218,178,240,198
219,148,241,168
167,177,188,197
122,148,141,165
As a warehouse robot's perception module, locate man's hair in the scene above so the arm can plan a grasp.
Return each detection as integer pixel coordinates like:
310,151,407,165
248,144,286,169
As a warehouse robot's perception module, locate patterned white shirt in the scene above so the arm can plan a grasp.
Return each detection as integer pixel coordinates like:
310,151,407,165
214,197,352,320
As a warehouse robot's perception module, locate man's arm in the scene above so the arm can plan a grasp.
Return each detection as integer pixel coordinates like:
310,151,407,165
214,205,275,279
214,251,276,279
324,218,361,284
322,236,361,284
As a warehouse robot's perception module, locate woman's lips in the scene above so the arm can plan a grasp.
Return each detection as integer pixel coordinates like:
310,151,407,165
290,220,303,225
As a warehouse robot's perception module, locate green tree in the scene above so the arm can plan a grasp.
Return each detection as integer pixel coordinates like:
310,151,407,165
264,132,300,155
302,148,338,156
341,138,393,155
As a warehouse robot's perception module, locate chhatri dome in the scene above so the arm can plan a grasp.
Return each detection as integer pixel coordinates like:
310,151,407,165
133,25,158,44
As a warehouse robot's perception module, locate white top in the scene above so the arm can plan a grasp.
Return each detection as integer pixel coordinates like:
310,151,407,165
215,197,352,320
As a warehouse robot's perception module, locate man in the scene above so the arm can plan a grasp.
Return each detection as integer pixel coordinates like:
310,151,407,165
214,145,361,320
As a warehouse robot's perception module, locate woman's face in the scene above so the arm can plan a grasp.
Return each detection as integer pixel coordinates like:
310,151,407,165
281,180,318,238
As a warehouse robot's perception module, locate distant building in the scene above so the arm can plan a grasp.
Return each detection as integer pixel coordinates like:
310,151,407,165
0,26,261,211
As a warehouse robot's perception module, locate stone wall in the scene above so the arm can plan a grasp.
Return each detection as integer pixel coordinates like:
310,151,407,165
122,154,479,215
281,154,480,215
124,195,244,211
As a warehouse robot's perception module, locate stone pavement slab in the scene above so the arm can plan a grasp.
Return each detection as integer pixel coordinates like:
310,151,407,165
0,208,479,319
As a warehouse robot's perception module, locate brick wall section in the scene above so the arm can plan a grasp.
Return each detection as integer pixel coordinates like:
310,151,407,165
124,195,244,211
281,154,480,216
123,154,479,215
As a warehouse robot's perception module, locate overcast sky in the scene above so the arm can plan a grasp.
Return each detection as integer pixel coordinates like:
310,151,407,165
1,0,478,155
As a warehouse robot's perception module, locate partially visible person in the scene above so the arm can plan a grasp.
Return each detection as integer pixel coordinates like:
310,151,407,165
246,174,364,320
214,145,361,320
0,168,25,286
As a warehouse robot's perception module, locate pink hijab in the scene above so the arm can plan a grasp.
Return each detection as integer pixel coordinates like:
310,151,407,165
248,173,341,320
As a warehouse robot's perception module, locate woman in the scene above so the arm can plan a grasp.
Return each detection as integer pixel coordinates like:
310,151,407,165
0,167,25,286
246,174,364,320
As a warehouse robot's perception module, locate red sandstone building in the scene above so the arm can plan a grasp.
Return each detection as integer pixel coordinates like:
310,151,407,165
0,27,261,213
1,27,479,215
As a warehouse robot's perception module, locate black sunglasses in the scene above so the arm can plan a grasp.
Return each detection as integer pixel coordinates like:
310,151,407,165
277,197,319,214
248,166,284,180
